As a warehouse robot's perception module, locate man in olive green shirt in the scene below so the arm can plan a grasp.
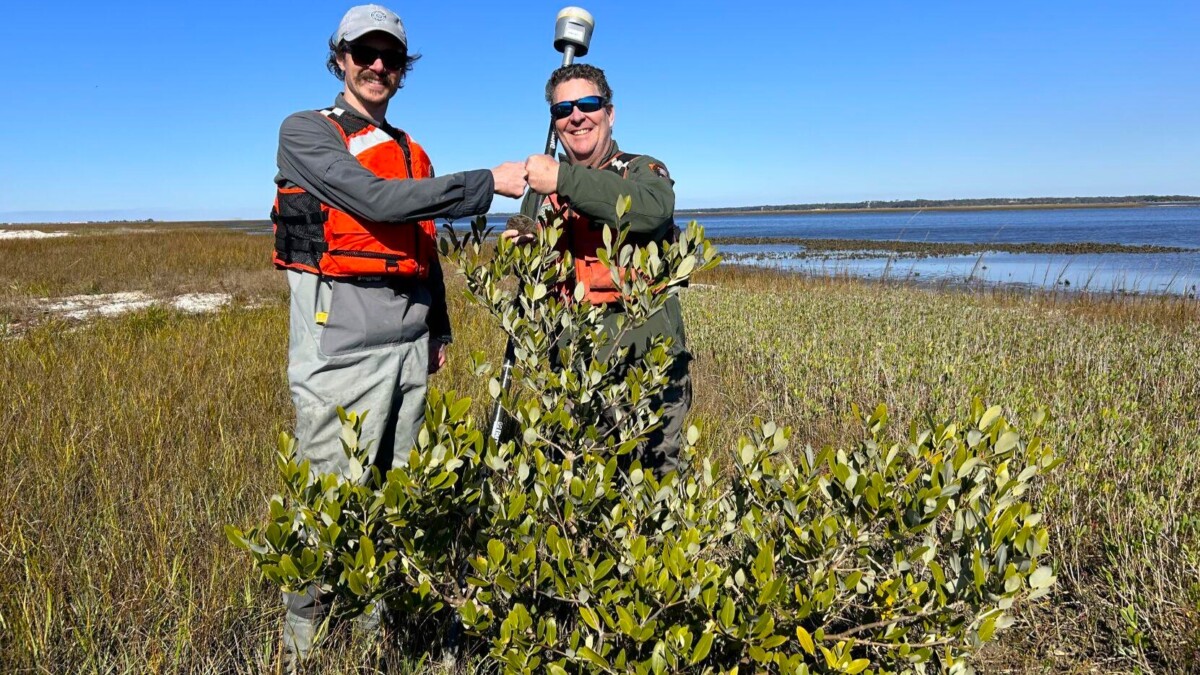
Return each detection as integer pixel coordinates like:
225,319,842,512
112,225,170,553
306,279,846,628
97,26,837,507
512,63,690,475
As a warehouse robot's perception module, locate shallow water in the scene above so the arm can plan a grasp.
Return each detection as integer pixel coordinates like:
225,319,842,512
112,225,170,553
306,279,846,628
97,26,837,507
689,205,1200,248
720,245,1200,296
692,205,1200,296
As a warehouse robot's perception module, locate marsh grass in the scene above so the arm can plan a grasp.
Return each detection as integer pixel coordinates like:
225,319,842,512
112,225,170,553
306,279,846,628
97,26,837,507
1,306,289,671
690,265,1200,671
0,229,283,323
1,228,1197,672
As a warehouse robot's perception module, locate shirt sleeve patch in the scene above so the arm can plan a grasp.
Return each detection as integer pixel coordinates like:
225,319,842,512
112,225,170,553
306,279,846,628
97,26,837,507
647,162,671,179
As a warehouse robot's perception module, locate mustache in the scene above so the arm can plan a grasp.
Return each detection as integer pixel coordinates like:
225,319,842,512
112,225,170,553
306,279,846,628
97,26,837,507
355,71,395,86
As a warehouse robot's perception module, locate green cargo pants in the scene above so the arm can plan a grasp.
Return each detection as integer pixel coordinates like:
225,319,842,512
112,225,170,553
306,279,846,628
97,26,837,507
602,294,692,476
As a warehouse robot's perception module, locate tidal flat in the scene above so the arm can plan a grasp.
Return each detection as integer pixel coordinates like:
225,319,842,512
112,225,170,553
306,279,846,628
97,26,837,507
0,225,1196,672
716,239,1200,298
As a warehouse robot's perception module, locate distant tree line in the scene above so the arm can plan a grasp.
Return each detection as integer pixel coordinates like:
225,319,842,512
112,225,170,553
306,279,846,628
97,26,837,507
680,195,1200,214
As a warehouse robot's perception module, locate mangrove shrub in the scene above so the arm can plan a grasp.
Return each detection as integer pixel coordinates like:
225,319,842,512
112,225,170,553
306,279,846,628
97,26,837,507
228,204,1058,673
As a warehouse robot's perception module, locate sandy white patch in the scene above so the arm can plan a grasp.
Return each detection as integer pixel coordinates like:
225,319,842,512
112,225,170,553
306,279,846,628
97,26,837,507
171,293,232,313
103,228,158,235
37,292,233,320
0,230,72,240
43,292,156,320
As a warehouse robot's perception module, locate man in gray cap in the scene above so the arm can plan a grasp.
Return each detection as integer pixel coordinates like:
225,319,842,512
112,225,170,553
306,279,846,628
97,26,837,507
270,3,527,660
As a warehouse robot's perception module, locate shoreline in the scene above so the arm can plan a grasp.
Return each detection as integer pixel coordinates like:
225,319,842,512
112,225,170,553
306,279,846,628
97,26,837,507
714,259,1200,300
675,201,1188,218
711,237,1196,256
6,200,1199,228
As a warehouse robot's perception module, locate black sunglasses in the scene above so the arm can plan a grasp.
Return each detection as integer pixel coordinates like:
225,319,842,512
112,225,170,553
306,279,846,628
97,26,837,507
344,44,406,71
550,96,608,120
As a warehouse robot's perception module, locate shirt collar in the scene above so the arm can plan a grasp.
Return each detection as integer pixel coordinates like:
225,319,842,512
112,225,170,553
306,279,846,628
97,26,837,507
560,139,620,166
333,93,386,128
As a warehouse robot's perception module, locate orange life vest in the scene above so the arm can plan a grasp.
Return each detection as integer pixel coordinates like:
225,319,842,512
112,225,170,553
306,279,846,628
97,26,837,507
549,152,678,305
271,107,437,278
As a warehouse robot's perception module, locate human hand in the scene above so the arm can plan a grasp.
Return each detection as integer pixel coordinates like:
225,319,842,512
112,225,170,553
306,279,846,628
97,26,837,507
428,339,448,374
501,214,537,245
525,154,559,194
490,161,528,198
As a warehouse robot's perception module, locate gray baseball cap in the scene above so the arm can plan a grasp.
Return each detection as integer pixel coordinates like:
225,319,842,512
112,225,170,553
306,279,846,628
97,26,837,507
335,5,408,47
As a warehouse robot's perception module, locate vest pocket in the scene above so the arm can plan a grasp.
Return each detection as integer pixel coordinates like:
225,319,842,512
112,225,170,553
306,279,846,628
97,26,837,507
328,249,411,275
580,257,620,292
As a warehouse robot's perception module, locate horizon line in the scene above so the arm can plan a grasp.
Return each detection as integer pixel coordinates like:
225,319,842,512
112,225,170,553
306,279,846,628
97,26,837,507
2,194,1198,225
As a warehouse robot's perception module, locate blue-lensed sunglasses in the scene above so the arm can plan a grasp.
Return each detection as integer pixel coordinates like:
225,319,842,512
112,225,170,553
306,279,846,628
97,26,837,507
550,96,608,120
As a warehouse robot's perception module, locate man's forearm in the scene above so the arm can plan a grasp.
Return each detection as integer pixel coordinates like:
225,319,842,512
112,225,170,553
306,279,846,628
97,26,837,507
319,160,494,223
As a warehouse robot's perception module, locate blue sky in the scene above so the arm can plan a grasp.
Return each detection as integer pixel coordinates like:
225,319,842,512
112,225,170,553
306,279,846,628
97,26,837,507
1,0,1196,222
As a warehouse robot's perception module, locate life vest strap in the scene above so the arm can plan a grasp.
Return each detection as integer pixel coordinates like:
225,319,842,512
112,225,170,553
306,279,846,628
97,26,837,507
321,106,371,137
276,236,327,254
270,209,326,227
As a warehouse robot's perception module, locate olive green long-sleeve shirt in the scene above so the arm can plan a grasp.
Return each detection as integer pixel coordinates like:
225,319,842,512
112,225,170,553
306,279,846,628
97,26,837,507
518,140,675,239
522,139,692,476
519,140,688,360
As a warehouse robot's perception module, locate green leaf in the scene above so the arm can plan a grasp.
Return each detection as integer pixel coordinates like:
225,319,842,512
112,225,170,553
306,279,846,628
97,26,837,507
224,525,248,549
761,635,787,649
757,578,784,605
507,492,527,520
846,658,871,674
691,631,714,664
995,431,1020,455
676,255,697,280
749,645,770,663
978,614,998,642
488,539,506,566
652,641,668,674
577,646,610,670
279,555,300,578
739,444,756,466
754,542,775,580
719,597,736,628
978,405,1003,431
615,195,632,220
795,625,815,655
957,457,981,479
616,606,636,635
579,606,601,631
347,571,366,595
1029,565,1055,590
